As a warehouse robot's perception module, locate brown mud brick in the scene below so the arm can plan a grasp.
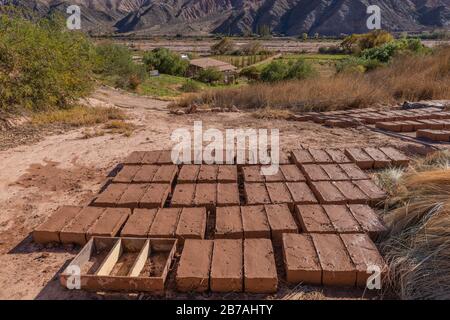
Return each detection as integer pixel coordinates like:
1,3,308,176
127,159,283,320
152,165,178,183
363,148,391,169
217,183,240,206
140,183,171,208
148,208,181,238
416,129,435,140
348,204,387,238
376,122,402,132
339,163,369,180
241,205,270,238
280,165,306,182
431,130,450,142
344,148,374,169
244,239,278,293
242,166,264,183
340,234,386,288
92,183,128,207
323,205,362,233
321,164,349,181
123,151,146,164
178,165,200,183
286,182,318,204
117,184,148,208
311,181,346,204
333,181,368,204
282,234,322,284
113,165,140,183
379,147,410,167
217,165,238,183
177,239,214,292
353,180,387,204
294,205,334,233
120,208,157,237
33,206,83,244
86,208,130,239
132,165,159,183
141,150,161,164
325,149,351,164
291,149,314,164
263,167,285,182
308,149,333,164
215,206,243,239
301,164,330,181
60,207,105,245
412,120,430,130
176,207,207,242
210,239,243,292
244,183,271,205
311,233,356,286
265,204,298,243
425,120,444,130
266,182,293,204
156,150,174,165
405,121,425,131
278,151,291,164
194,183,217,208
197,165,219,182
171,183,196,207
399,121,414,132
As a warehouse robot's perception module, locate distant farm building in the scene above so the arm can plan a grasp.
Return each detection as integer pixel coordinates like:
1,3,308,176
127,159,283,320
187,58,237,83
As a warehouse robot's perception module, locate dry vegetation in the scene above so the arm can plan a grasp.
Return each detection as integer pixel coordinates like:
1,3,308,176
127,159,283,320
376,151,450,299
175,46,450,112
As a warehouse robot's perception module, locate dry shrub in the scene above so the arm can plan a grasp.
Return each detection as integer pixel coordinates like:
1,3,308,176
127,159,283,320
175,46,450,112
377,152,450,299
253,108,293,120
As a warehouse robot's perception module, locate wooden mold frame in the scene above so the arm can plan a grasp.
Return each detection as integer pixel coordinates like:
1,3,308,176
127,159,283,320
60,237,177,292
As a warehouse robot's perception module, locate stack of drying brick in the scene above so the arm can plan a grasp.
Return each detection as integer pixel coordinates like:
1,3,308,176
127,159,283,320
33,148,393,294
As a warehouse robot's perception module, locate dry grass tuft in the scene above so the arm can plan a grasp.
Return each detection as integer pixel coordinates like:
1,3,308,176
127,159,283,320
377,151,450,299
175,46,450,112
104,120,136,137
252,108,294,120
31,105,127,127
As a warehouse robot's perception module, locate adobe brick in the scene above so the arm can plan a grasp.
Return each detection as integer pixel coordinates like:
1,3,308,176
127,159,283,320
353,180,387,204
139,183,171,208
311,233,356,286
60,207,105,245
310,181,346,204
333,181,368,204
282,234,322,285
242,166,264,183
241,205,270,239
280,164,306,182
266,182,293,204
321,164,349,181
308,149,333,164
148,208,181,238
301,164,330,181
194,183,217,208
120,208,157,237
217,183,240,207
379,147,409,167
340,234,386,287
156,150,174,164
123,151,145,165
291,149,314,165
176,207,207,242
265,204,298,243
92,183,128,207
87,208,130,239
217,165,238,183
117,184,148,208
113,165,140,183
323,205,362,233
244,239,278,293
132,165,159,183
33,206,83,244
244,183,271,205
325,149,351,163
286,182,318,204
339,163,368,180
152,165,178,183
344,148,374,169
171,183,196,207
177,239,214,292
348,204,387,239
141,150,161,164
197,165,219,182
294,204,334,233
363,148,391,169
215,206,243,239
178,165,200,183
210,239,243,292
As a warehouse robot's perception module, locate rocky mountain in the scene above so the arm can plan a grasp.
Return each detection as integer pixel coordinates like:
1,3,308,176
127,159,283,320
1,0,449,36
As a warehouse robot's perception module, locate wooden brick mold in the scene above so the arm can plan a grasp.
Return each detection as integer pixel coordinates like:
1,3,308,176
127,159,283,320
60,237,177,292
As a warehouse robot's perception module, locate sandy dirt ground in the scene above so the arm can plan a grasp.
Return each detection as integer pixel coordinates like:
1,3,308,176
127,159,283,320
0,87,430,300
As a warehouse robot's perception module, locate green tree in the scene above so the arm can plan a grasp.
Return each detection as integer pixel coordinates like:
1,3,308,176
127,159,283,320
196,68,224,83
143,48,189,76
261,61,289,82
286,59,316,80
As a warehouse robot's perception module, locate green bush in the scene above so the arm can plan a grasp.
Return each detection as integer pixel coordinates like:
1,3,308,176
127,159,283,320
0,15,97,111
261,61,289,82
180,79,202,92
195,68,224,83
286,59,316,80
361,38,427,63
336,57,381,73
143,48,189,76
240,66,261,81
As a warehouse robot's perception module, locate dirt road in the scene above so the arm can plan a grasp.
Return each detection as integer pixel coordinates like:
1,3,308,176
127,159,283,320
0,87,421,299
